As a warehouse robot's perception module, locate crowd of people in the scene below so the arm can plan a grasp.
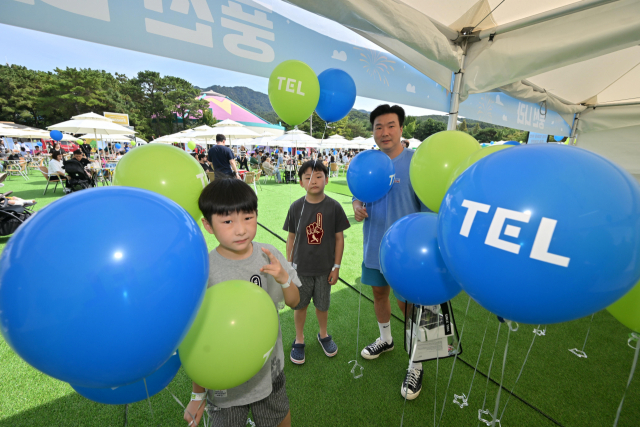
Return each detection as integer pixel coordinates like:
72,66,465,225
193,133,361,185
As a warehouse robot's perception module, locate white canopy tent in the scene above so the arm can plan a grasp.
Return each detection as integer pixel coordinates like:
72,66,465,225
286,0,640,172
272,129,321,149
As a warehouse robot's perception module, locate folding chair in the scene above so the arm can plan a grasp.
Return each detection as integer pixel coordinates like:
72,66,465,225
39,166,67,195
261,164,279,184
244,172,259,193
6,160,29,181
206,171,216,183
330,163,339,178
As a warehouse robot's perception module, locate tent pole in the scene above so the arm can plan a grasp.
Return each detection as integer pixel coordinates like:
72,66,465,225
447,41,468,131
569,113,580,146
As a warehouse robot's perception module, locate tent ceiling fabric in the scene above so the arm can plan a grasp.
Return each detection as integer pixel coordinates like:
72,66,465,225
287,0,640,134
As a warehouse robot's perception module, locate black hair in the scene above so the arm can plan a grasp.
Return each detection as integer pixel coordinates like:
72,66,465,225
197,153,206,160
199,178,258,222
298,159,329,179
73,149,82,155
369,104,405,127
216,134,226,143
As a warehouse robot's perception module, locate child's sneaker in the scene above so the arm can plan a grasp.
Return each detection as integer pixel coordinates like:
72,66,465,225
401,367,424,400
290,340,305,365
361,338,394,360
317,333,338,357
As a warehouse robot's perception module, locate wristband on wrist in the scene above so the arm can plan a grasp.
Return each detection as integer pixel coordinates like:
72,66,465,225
331,264,341,271
280,274,292,289
191,392,206,401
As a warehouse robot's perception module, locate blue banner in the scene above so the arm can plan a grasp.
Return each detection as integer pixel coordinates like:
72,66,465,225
0,0,570,135
527,132,548,144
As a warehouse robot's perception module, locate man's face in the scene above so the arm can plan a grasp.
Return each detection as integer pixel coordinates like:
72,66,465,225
300,167,328,196
74,153,83,161
202,210,257,255
373,113,403,154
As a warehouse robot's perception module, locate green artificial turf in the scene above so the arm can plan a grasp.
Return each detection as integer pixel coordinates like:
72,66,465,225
1,172,639,426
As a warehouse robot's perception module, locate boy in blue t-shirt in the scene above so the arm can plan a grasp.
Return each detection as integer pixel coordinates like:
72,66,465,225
184,179,300,427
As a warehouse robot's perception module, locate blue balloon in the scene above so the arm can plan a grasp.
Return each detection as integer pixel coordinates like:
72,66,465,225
72,352,181,405
503,141,520,146
0,187,208,388
347,150,395,203
50,130,63,141
554,135,564,142
380,213,461,305
315,68,357,123
36,142,42,146
115,143,122,149
438,144,640,324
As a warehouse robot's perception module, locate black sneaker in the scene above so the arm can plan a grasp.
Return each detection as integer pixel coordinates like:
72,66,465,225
360,338,394,360
401,367,424,400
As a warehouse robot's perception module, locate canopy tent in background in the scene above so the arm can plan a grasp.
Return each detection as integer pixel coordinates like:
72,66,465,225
196,91,285,137
406,138,423,149
272,129,320,150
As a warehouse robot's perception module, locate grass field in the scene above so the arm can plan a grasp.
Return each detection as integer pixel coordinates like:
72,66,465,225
0,171,638,427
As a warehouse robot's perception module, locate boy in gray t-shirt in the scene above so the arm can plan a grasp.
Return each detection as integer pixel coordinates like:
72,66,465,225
184,179,300,427
283,160,350,365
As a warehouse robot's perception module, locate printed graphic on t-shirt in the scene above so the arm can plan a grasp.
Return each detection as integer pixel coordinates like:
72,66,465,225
250,274,263,288
306,213,324,245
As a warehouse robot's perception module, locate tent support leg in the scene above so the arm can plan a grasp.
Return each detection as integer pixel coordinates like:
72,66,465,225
569,113,580,146
447,41,468,131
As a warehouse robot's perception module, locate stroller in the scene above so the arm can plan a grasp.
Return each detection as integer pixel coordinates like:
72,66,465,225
0,192,35,237
63,159,93,193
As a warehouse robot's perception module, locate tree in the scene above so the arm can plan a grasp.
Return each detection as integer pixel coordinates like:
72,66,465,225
199,109,218,127
166,76,209,130
413,119,446,141
402,116,417,138
474,128,500,143
457,119,468,133
471,123,481,135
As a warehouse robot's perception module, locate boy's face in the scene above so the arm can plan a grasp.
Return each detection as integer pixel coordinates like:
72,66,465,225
299,167,328,196
202,210,257,254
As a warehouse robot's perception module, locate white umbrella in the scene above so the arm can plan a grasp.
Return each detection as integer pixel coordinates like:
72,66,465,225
78,134,131,142
48,111,136,136
215,119,244,127
272,129,320,149
407,138,422,149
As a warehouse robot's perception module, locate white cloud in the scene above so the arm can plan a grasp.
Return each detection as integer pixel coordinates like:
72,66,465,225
331,50,347,61
406,83,416,93
502,114,508,121
496,94,504,106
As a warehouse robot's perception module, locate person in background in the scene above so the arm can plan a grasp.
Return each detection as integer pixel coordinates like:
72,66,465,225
207,134,241,180
249,152,259,170
48,151,66,182
402,140,411,149
198,153,213,172
237,147,249,171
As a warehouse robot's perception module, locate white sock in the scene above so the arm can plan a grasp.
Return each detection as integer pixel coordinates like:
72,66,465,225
378,321,392,344
409,361,423,371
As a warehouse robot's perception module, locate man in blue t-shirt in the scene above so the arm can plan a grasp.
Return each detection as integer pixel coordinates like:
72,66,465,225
207,134,241,179
352,104,428,401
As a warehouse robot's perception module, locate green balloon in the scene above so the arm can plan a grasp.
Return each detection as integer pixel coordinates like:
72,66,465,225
77,140,84,145
179,280,279,390
188,141,196,150
112,144,206,220
607,280,640,332
409,130,480,212
131,141,136,147
268,60,320,126
447,144,512,188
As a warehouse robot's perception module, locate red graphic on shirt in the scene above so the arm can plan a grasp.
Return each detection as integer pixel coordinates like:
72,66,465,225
306,213,324,245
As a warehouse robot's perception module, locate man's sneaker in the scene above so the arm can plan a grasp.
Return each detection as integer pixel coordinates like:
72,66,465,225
360,338,394,360
401,367,424,400
290,340,305,365
317,333,338,357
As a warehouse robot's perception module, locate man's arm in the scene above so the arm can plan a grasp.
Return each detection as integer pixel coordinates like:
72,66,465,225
286,232,295,263
228,158,240,178
352,200,368,222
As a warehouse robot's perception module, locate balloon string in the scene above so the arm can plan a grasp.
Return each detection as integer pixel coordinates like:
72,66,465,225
613,336,640,426
434,307,441,427
490,327,512,427
477,322,502,427
143,378,156,427
123,404,129,427
467,312,493,400
165,386,207,427
348,270,364,379
581,313,595,352
437,296,472,426
499,327,538,420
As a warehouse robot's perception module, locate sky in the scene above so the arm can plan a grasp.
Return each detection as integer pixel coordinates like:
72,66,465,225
0,17,446,118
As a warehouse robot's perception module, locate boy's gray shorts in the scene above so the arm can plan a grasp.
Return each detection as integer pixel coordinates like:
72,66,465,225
294,274,331,312
206,370,289,427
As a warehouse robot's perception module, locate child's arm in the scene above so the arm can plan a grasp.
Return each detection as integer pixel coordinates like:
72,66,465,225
183,381,206,426
328,231,345,285
286,232,295,262
260,247,300,308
